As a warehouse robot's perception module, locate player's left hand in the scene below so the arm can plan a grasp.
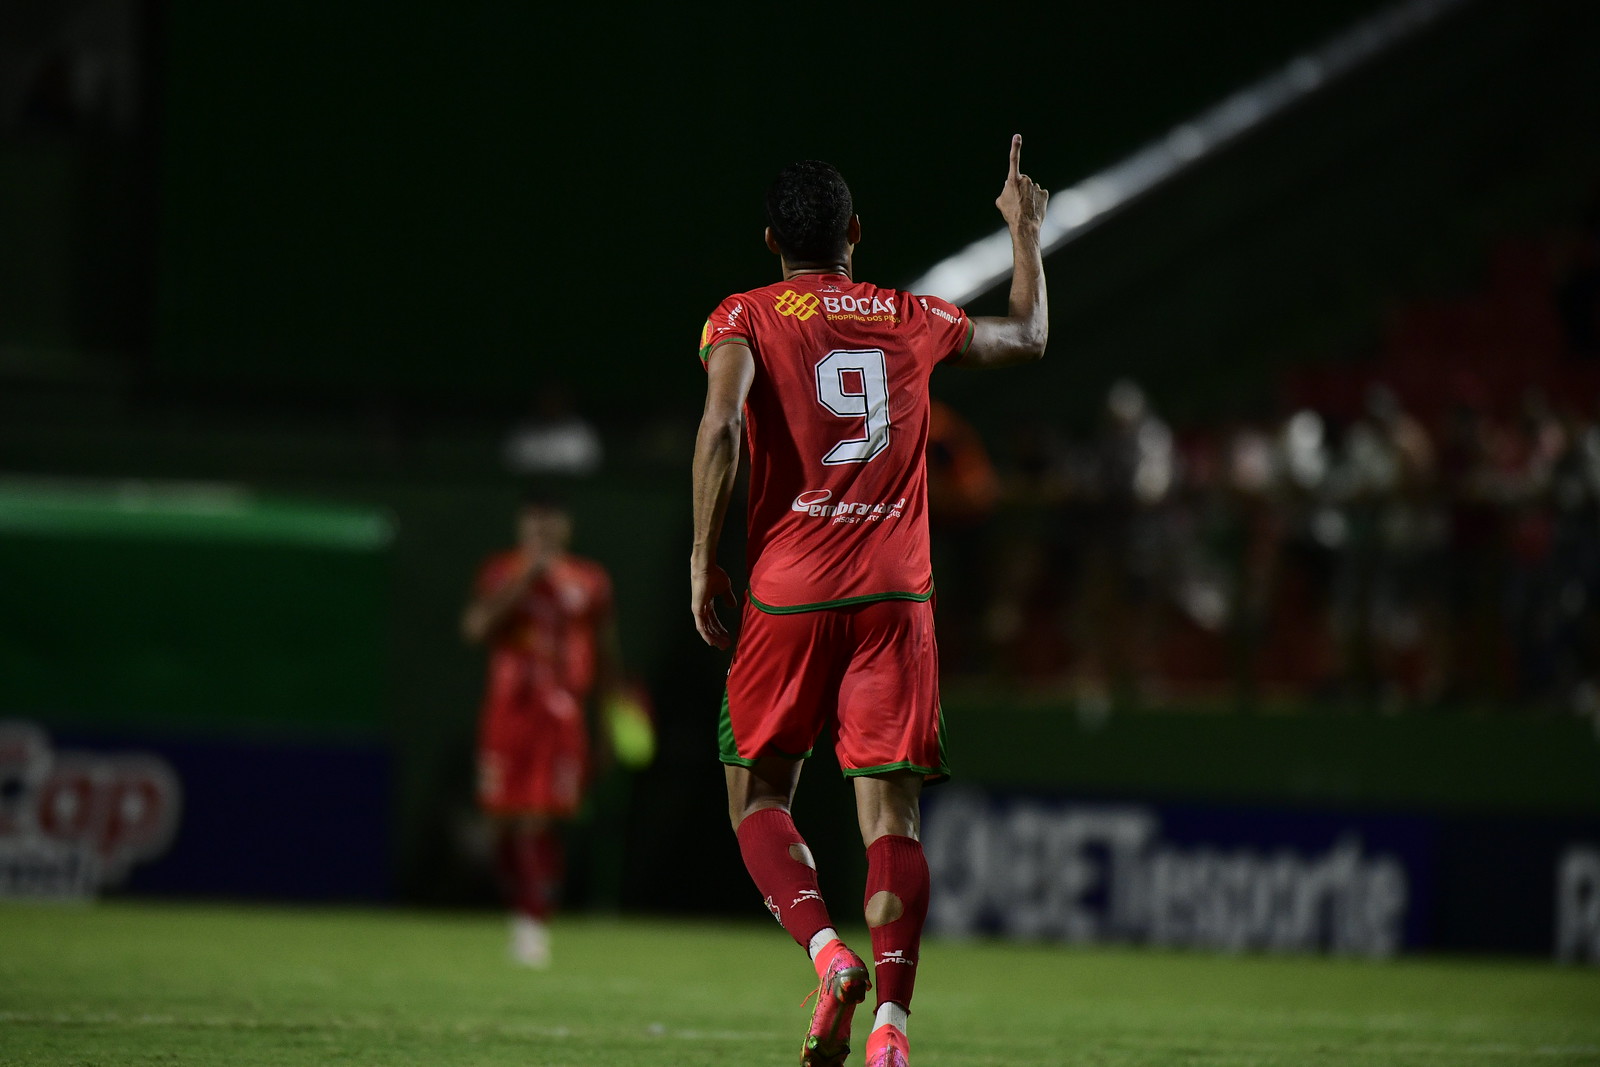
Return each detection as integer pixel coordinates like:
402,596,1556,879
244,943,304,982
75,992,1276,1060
995,133,1048,234
691,564,736,649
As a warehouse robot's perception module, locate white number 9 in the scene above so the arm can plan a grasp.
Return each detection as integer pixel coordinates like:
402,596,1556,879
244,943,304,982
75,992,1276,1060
815,348,890,465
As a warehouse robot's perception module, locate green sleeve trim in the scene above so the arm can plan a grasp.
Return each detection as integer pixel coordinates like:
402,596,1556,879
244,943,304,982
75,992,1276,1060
958,319,975,356
747,587,934,615
700,335,751,364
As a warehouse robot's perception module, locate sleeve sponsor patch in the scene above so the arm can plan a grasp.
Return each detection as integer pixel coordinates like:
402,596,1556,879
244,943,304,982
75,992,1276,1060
699,298,750,363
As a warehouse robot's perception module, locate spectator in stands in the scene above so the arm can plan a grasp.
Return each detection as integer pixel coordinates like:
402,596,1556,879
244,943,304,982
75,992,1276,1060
1074,380,1176,712
1327,385,1439,711
925,400,1002,672
1437,401,1512,706
1504,389,1574,707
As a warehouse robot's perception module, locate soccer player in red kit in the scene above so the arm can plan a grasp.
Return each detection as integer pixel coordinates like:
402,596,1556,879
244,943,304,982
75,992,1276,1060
463,496,618,968
691,137,1049,1067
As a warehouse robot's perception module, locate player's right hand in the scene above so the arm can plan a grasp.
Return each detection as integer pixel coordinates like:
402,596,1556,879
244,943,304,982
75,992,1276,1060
691,564,735,649
995,133,1048,233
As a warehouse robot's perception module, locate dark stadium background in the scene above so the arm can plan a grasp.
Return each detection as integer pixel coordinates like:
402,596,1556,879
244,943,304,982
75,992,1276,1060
3,0,1599,961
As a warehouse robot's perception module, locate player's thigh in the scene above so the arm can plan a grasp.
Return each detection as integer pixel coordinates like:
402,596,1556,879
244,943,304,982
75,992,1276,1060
477,707,535,813
480,706,585,818
834,599,943,777
722,604,841,765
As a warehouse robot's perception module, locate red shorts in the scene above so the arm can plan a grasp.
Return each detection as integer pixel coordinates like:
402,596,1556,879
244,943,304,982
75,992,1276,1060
478,688,588,818
719,596,947,780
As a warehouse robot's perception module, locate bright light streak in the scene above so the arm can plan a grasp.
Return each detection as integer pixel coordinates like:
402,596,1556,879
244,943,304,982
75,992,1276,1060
906,0,1469,306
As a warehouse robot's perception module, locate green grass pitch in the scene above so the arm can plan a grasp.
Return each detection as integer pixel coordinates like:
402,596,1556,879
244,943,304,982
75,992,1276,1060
2,902,1597,1066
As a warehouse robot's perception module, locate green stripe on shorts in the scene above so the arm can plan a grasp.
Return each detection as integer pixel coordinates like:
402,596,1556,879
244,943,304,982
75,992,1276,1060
717,688,754,768
717,687,816,766
747,588,933,615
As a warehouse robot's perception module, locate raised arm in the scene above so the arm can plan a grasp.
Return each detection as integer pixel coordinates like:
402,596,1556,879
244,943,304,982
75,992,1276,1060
460,555,542,645
690,341,756,648
958,134,1050,369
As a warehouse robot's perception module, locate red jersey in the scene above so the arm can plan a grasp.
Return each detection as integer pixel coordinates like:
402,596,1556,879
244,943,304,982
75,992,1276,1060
700,273,973,610
474,551,612,714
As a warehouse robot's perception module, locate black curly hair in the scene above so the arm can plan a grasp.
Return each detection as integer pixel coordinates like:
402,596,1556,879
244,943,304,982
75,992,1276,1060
765,160,853,264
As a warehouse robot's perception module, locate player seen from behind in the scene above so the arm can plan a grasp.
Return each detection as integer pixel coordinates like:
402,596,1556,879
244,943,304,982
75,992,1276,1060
690,136,1049,1067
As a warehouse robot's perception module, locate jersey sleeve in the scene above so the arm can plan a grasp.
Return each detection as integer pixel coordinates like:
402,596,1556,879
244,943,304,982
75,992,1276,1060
587,562,614,622
911,292,975,364
699,293,753,365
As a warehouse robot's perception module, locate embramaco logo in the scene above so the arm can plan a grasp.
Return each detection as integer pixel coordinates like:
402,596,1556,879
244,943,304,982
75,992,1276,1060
791,490,906,524
793,490,833,512
774,290,821,321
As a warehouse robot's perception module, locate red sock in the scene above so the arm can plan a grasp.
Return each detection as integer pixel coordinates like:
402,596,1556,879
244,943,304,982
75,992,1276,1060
865,835,929,1011
497,826,564,920
735,808,834,948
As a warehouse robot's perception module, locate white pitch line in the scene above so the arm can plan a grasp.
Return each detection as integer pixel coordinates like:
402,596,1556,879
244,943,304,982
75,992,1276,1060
0,1009,776,1042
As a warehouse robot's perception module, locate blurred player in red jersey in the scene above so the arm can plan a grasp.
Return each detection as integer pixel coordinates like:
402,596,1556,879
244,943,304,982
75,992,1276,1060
691,137,1049,1067
462,495,618,967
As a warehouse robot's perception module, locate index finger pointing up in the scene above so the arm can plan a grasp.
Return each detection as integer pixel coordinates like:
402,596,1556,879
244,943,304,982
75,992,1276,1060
1008,133,1022,181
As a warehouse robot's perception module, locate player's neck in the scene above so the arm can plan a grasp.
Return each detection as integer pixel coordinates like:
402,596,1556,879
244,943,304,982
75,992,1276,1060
782,261,851,281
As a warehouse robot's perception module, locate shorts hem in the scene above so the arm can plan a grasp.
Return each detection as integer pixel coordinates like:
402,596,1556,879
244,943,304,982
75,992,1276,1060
841,760,950,784
719,747,814,768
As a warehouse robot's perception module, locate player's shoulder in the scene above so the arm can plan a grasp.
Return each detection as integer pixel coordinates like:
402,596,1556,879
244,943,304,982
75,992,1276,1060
481,548,522,574
706,279,789,315
701,283,782,360
474,548,523,590
561,554,611,587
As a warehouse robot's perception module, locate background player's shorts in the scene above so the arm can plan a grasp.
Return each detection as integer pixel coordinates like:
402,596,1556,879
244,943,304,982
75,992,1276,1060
477,690,588,817
720,597,948,781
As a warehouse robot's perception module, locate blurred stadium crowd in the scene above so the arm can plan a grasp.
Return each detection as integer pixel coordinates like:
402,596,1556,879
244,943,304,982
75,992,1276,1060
923,201,1600,718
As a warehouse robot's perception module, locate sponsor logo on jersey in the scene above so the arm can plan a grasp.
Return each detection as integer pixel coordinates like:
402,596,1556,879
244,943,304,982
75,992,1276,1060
792,489,833,511
792,490,906,524
924,301,961,326
823,294,895,315
727,301,745,329
822,294,898,323
774,290,821,321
